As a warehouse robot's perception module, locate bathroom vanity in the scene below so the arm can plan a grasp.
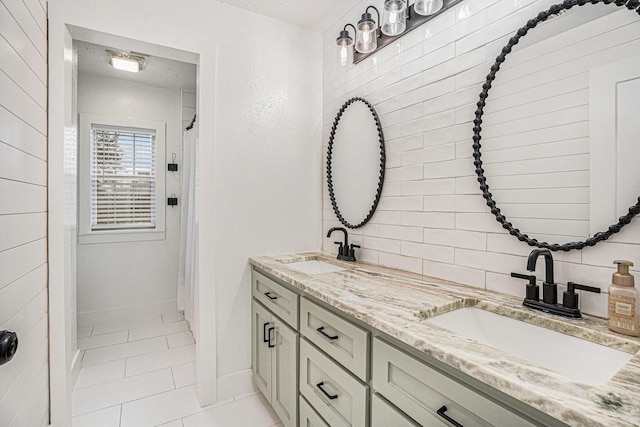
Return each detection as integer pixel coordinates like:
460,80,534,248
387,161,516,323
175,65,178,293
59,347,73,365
249,252,640,427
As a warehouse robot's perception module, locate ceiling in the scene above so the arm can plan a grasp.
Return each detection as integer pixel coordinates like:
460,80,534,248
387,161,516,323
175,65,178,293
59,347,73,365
76,41,197,90
217,0,363,33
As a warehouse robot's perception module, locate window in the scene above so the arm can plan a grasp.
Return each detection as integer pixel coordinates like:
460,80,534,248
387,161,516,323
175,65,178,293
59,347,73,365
91,125,156,230
79,114,166,244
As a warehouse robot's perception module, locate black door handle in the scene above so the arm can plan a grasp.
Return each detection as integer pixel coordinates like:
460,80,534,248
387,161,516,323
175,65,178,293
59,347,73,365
437,406,463,427
263,322,270,343
316,326,339,340
264,292,278,300
316,381,338,400
0,330,18,366
267,326,275,348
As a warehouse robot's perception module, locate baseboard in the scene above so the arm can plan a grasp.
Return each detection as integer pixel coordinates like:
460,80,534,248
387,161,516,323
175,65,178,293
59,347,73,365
216,369,258,403
77,299,177,328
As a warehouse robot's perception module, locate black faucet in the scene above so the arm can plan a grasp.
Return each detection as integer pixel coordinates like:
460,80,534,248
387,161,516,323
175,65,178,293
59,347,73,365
327,227,359,262
511,248,600,318
527,248,556,304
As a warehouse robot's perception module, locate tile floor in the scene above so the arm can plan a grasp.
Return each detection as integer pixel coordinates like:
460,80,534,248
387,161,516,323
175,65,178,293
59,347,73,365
72,312,281,427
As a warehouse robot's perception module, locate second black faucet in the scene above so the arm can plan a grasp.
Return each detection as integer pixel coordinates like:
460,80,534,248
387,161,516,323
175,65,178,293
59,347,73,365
327,227,360,262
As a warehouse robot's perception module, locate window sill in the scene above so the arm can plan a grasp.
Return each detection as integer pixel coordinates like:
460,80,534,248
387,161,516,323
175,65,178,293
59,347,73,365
78,229,166,245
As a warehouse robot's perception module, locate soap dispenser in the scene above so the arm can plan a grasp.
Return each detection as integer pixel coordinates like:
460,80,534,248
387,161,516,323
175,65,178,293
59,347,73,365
608,260,639,337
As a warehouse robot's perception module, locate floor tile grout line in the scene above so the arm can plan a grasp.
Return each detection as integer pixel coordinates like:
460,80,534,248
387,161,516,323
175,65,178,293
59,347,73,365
74,380,180,418
74,357,196,391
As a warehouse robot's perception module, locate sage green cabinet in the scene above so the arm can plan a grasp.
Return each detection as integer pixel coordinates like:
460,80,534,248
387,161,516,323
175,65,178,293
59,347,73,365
251,299,298,427
371,394,423,427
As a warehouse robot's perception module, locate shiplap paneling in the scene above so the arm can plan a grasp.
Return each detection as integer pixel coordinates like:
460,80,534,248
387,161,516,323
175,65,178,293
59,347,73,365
322,2,640,318
0,104,46,159
0,2,46,83
0,0,49,425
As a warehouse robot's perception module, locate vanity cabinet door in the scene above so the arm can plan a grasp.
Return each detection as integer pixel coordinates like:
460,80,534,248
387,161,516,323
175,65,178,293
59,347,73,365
272,317,298,427
252,300,272,402
253,270,299,329
373,338,538,427
371,393,430,427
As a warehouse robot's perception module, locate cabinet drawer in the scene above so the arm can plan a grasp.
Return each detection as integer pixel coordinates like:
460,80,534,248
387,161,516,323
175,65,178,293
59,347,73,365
253,269,298,329
373,338,537,427
300,395,329,427
371,393,427,427
300,339,368,427
300,298,369,381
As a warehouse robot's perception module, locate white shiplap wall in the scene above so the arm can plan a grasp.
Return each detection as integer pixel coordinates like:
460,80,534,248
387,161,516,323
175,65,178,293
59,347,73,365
322,0,640,318
0,0,49,426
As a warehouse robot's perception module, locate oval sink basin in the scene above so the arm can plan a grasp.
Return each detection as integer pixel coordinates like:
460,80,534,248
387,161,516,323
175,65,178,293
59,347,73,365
426,307,633,386
286,260,346,275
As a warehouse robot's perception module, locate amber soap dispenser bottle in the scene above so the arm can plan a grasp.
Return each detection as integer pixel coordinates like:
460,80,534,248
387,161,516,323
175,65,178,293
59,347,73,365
608,260,639,336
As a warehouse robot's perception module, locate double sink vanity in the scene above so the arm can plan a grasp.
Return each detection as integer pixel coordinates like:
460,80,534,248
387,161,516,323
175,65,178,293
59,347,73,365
249,252,640,427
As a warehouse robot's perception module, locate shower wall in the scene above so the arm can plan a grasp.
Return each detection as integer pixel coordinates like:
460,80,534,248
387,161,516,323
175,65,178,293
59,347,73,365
76,74,183,326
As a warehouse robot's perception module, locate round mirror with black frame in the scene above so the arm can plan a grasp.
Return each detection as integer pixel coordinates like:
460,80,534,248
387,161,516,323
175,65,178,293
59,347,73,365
327,97,385,229
473,0,640,251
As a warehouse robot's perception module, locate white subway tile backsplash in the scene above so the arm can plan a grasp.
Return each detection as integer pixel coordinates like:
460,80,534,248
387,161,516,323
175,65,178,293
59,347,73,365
455,248,525,275
423,260,486,288
485,272,525,299
402,110,456,136
402,144,456,167
322,0,635,317
363,236,402,254
423,195,486,213
403,179,456,196
424,229,486,251
455,213,504,233
385,134,423,154
401,211,455,229
378,225,423,243
401,241,454,264
379,252,423,274
423,158,473,180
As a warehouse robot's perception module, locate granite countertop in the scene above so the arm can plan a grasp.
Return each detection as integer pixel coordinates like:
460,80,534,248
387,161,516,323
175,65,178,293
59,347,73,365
249,251,640,427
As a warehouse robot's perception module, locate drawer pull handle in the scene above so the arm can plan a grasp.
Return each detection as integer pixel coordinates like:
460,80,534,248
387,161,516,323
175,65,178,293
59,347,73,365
316,326,339,340
437,406,463,427
316,381,338,400
263,322,270,343
264,292,278,300
267,326,275,348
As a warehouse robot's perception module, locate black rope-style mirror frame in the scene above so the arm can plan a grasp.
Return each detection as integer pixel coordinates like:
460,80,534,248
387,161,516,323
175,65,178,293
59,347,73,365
473,0,640,251
327,97,386,229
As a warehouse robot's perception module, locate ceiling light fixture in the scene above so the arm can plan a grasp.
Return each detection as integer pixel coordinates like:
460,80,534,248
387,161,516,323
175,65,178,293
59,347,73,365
107,50,146,73
337,0,460,65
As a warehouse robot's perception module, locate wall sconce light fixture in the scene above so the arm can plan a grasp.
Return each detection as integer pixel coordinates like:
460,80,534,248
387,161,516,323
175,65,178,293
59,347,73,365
382,0,408,36
356,6,381,53
338,0,459,65
336,24,356,66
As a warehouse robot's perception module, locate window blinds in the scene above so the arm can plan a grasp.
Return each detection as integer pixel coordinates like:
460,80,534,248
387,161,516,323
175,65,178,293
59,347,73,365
91,125,157,230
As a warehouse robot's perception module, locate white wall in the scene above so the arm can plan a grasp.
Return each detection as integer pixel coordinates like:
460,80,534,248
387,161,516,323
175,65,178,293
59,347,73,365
0,0,50,425
49,0,322,410
76,74,183,326
322,0,640,319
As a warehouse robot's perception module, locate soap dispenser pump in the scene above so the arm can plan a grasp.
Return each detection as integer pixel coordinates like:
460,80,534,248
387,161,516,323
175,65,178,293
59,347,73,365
608,260,639,336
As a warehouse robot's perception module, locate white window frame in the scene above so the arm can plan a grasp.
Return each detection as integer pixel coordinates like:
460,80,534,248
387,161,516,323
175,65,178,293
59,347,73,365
79,113,166,244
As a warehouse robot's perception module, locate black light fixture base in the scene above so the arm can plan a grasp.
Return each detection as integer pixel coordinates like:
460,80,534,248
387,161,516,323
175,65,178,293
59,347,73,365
353,0,464,64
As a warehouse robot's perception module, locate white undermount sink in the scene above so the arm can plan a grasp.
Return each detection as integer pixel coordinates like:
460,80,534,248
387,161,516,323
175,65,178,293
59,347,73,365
285,260,346,275
426,307,634,386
